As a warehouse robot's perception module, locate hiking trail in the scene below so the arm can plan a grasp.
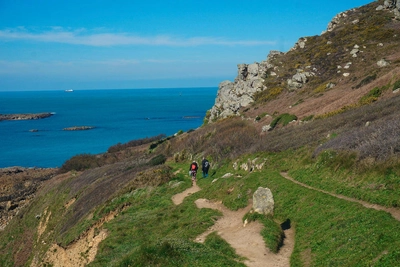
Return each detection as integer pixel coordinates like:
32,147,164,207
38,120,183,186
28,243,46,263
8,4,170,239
171,180,294,267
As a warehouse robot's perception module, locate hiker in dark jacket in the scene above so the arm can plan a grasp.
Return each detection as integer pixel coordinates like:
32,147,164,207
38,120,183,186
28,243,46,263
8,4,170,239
201,157,210,178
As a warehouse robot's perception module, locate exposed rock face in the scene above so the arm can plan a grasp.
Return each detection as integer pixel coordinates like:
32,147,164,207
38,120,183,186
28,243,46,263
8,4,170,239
0,167,57,230
208,51,283,122
378,0,400,17
253,187,274,215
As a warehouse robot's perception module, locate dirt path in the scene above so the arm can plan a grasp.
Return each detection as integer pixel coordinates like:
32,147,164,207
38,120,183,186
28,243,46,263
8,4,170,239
280,172,400,222
171,181,201,205
171,183,294,267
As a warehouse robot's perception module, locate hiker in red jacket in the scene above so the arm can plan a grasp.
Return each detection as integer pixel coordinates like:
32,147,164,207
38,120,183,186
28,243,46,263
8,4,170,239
189,161,198,183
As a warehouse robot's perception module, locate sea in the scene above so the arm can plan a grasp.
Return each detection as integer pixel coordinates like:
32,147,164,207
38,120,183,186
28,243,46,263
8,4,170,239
0,87,218,168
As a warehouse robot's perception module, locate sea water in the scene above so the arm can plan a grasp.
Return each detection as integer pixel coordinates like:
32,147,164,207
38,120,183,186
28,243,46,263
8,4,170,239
0,87,217,168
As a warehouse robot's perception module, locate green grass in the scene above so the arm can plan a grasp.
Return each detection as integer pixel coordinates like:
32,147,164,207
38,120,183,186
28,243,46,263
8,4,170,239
248,169,400,267
281,148,400,208
89,156,400,266
1,150,400,266
89,164,245,266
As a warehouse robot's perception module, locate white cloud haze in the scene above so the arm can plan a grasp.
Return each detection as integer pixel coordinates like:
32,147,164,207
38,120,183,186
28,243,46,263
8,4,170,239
0,27,276,47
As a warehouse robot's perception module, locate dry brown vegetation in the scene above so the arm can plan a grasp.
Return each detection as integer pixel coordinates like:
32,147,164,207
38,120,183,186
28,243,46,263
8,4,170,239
162,92,400,170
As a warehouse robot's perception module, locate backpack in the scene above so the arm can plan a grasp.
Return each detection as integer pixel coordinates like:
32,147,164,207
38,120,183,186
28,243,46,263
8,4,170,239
191,163,196,170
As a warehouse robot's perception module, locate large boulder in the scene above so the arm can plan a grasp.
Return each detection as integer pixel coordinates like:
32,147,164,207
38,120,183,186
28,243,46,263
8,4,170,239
253,187,274,215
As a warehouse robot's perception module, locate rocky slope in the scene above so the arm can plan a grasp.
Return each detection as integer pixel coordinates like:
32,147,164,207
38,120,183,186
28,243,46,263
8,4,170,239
207,1,400,123
0,167,57,230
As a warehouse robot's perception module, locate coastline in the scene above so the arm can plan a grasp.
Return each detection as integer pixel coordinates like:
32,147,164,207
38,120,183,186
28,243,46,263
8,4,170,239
0,87,217,168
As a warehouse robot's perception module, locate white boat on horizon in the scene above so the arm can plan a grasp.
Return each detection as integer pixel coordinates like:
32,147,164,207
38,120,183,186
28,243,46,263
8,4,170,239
65,89,74,92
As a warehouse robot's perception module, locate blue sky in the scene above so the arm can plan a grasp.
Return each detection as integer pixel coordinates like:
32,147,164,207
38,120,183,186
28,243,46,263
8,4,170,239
0,0,373,91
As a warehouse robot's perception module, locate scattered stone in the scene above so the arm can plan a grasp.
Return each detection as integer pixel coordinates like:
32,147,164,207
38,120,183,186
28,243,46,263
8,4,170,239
377,59,390,67
350,48,359,57
222,173,233,178
262,125,271,132
326,82,336,89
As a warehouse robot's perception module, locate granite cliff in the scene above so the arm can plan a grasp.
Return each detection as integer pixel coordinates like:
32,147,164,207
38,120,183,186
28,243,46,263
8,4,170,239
207,1,400,123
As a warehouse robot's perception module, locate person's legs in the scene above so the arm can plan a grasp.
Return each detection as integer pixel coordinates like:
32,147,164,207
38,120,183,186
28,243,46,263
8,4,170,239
191,171,197,183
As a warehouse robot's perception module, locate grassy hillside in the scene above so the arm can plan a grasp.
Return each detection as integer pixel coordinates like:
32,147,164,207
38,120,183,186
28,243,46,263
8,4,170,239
1,1,400,266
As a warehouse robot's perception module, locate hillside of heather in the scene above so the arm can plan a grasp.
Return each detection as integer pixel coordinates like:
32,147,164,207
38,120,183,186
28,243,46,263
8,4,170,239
1,1,400,266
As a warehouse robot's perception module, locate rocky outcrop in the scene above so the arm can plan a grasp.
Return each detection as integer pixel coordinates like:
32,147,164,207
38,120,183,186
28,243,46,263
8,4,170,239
208,1,398,123
287,70,315,90
0,113,53,121
377,0,400,18
323,10,353,33
63,126,95,131
208,51,283,122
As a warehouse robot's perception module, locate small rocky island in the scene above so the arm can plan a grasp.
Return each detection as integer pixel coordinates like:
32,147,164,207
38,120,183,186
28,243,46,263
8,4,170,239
63,126,95,131
0,113,53,121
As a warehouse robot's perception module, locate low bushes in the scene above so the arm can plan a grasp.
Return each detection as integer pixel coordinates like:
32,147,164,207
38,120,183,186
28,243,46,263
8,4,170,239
59,153,100,172
148,154,167,166
108,134,166,153
270,113,297,130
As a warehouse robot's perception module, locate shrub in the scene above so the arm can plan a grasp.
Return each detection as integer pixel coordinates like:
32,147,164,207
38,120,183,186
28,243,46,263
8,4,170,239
392,79,400,91
254,87,283,102
315,104,358,120
59,153,100,172
148,154,167,166
107,134,166,153
313,83,327,94
354,74,377,89
255,112,268,121
359,86,384,105
302,115,314,121
270,113,297,130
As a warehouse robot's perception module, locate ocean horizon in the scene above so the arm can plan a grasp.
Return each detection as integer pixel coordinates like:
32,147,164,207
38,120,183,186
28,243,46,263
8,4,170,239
0,87,217,168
